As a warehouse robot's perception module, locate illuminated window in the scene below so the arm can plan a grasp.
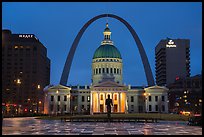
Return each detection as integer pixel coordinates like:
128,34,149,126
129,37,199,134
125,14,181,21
100,95,103,100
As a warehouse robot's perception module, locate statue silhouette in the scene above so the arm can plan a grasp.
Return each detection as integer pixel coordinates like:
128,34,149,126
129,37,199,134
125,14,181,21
105,94,113,120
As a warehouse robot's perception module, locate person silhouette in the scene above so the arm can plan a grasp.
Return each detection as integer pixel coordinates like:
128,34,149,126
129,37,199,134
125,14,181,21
105,94,113,120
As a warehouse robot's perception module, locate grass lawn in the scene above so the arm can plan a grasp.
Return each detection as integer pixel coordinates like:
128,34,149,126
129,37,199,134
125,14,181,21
36,113,190,121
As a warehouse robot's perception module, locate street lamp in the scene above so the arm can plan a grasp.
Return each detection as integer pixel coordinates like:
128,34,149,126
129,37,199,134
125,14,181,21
15,78,21,115
37,84,41,114
144,93,151,113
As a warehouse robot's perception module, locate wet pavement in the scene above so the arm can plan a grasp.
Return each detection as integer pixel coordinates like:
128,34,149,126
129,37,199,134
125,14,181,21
2,117,202,135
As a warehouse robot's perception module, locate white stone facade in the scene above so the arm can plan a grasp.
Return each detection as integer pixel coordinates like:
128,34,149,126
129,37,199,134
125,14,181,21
144,86,169,113
44,85,71,115
44,84,169,115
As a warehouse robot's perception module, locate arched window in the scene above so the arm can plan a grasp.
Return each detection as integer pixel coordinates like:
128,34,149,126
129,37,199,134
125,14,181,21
100,94,103,100
96,68,98,74
110,68,113,74
114,68,116,74
102,68,105,73
106,68,109,73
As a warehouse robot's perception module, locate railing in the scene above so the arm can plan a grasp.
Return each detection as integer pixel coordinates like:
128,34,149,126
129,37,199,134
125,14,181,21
61,117,159,123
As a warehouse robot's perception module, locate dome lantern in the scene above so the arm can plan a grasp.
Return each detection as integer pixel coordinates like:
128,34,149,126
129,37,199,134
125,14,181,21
103,23,111,40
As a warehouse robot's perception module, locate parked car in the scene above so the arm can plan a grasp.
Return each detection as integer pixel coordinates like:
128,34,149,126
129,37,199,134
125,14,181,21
187,115,202,126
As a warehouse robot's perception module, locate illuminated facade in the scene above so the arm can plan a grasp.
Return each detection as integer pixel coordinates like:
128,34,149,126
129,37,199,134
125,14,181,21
44,24,168,115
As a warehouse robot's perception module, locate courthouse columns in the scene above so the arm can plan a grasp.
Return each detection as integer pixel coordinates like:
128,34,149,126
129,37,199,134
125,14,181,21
98,92,100,112
118,92,121,112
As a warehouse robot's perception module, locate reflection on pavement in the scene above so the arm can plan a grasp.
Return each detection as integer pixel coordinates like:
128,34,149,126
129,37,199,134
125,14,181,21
2,117,202,135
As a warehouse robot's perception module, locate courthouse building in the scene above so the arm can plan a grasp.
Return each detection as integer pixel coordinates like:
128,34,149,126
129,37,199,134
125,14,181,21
44,24,169,115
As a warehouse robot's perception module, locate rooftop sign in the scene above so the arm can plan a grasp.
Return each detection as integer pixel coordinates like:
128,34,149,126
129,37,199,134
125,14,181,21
166,40,176,48
19,34,33,38
19,34,38,40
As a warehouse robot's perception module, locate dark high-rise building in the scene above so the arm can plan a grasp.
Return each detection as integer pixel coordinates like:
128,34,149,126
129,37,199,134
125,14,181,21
155,38,190,86
2,29,50,115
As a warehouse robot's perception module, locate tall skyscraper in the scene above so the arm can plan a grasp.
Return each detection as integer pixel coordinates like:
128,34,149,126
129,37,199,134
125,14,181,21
2,29,50,115
155,38,190,86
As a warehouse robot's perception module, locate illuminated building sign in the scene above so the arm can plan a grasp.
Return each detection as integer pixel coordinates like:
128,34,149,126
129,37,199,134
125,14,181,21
19,34,33,38
19,34,38,40
166,40,176,48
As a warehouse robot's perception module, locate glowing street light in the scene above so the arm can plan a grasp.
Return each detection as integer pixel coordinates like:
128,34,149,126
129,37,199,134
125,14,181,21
15,78,22,115
37,84,41,114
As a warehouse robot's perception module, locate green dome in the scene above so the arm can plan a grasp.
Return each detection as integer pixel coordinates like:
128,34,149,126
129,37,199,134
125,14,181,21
93,44,122,59
104,27,110,32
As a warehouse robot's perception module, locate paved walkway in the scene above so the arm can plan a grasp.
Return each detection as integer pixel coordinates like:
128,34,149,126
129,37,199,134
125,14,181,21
2,117,202,135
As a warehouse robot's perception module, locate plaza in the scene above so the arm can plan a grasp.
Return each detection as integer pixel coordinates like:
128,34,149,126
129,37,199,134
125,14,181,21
2,117,202,135
2,2,202,136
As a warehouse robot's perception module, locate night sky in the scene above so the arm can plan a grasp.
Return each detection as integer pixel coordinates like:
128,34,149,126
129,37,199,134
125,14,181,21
2,2,202,86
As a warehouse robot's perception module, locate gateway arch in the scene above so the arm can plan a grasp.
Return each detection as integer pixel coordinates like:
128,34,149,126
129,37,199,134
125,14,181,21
60,14,155,86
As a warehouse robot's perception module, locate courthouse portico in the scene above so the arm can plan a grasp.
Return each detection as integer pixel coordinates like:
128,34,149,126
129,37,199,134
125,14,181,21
90,81,127,114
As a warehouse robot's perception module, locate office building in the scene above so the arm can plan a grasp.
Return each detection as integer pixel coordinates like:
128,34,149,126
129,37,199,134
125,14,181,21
2,29,50,115
155,38,190,86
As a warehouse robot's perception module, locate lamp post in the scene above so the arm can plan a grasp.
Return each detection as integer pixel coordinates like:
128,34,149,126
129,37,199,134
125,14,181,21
144,93,151,113
37,84,41,114
16,78,21,115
